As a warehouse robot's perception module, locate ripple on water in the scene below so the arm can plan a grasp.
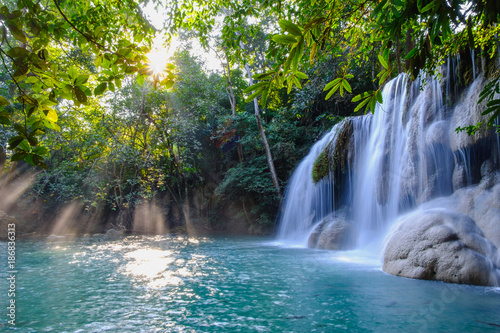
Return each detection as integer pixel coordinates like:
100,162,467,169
0,235,499,332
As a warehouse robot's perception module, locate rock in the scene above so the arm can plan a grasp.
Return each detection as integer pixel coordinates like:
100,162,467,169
383,208,499,286
452,163,468,191
308,213,357,250
105,228,124,237
448,77,491,152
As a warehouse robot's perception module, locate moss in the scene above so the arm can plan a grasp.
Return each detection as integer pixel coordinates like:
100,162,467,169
312,118,353,183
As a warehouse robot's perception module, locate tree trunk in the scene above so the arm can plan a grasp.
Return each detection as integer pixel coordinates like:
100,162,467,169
405,28,415,71
223,53,243,162
243,63,282,199
224,54,237,116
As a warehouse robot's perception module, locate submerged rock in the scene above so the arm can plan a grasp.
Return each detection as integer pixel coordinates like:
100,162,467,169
383,208,499,286
308,213,357,250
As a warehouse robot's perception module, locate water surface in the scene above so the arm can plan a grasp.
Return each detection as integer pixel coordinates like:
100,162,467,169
1,235,499,332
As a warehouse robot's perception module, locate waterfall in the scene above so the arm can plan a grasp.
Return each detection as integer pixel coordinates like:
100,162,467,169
277,73,499,252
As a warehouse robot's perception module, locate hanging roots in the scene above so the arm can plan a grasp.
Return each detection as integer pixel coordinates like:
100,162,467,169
312,118,353,184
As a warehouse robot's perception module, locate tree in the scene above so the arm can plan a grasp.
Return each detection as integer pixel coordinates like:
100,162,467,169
0,0,175,168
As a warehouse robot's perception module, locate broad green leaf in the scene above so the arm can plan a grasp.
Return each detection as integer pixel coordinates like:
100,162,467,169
74,86,87,104
325,86,337,100
7,47,29,58
324,78,342,91
17,139,31,151
0,96,9,106
278,20,302,37
253,71,276,80
0,116,10,125
94,82,107,95
294,71,308,80
378,51,389,69
376,89,383,103
136,75,146,86
420,2,434,12
245,87,265,102
405,47,419,59
354,97,371,112
27,105,37,117
8,136,24,149
43,108,58,122
25,76,38,84
310,42,318,64
293,76,302,89
75,74,89,85
342,80,352,93
68,67,78,80
243,82,268,93
271,34,297,44
11,152,27,162
7,24,27,43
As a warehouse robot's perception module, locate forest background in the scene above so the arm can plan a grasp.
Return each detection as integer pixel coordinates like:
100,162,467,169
0,0,499,235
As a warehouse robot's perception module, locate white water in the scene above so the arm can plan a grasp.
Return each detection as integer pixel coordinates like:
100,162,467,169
277,73,498,252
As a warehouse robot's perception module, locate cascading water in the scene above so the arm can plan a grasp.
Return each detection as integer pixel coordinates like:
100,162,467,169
277,72,500,260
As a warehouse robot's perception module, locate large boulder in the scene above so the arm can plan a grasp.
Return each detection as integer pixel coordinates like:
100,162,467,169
308,213,357,250
423,171,500,249
383,208,500,286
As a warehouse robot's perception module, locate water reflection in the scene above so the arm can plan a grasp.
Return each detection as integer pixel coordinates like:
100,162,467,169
123,249,182,288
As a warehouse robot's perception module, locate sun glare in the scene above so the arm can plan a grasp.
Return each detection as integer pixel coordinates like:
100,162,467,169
147,48,170,77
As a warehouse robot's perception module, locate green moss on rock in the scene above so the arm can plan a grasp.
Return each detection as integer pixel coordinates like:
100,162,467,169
312,118,353,183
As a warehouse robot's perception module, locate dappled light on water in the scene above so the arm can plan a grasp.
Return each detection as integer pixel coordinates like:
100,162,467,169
123,249,182,288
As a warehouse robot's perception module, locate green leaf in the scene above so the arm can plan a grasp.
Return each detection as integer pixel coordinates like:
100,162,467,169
108,81,115,92
94,82,107,95
243,81,268,94
284,48,296,73
7,24,27,44
136,75,146,86
68,67,78,80
294,71,308,80
245,87,265,102
73,86,87,104
11,152,27,162
75,74,89,85
324,78,342,91
293,76,302,89
378,51,389,69
43,108,58,122
8,136,24,149
342,80,352,93
405,47,419,60
376,90,383,104
278,20,302,37
32,146,48,155
17,139,31,152
7,47,29,58
271,34,297,44
0,115,11,125
25,76,38,84
354,97,371,112
0,96,9,106
420,2,434,12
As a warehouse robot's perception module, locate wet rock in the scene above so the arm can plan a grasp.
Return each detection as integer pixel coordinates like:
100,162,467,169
308,213,357,250
105,228,125,237
383,208,499,286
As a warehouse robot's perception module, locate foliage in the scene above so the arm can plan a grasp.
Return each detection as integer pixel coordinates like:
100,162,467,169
0,0,176,167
